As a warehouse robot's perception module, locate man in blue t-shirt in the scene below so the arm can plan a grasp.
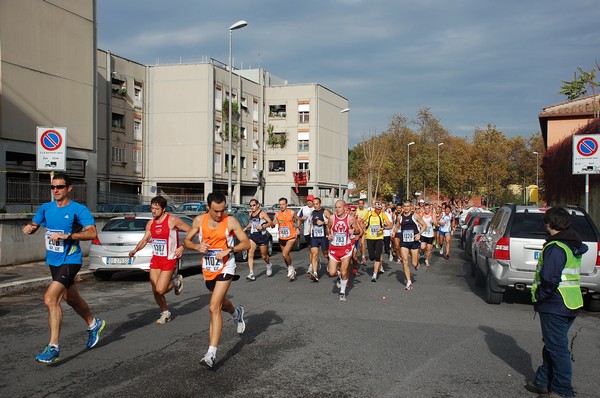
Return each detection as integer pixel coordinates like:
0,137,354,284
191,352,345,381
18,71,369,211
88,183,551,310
22,173,106,364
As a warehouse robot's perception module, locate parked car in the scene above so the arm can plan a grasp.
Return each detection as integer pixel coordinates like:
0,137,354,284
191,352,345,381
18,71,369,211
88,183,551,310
178,202,207,213
265,211,306,251
96,203,133,213
132,204,176,213
88,214,201,280
473,204,600,311
462,212,494,254
470,217,492,276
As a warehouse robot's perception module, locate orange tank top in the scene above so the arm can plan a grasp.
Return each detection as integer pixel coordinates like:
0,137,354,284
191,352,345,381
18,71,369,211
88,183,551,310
200,214,235,280
276,208,296,240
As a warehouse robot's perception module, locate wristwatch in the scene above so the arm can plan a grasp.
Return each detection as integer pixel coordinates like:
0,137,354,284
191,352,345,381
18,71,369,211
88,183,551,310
66,233,72,240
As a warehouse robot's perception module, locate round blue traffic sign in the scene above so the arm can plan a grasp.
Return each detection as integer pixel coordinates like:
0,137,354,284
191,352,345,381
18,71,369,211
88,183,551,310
576,137,598,157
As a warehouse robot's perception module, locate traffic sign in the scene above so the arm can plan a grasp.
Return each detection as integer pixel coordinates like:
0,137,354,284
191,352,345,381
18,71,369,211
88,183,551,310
573,134,600,175
36,127,67,171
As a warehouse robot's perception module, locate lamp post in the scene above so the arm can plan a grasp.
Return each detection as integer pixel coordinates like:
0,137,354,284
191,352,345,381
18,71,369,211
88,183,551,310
437,142,444,205
227,20,247,211
407,141,415,200
533,151,539,205
339,108,350,199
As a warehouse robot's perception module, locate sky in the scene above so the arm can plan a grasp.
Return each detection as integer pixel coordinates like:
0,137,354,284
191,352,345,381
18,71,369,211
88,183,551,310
97,0,599,147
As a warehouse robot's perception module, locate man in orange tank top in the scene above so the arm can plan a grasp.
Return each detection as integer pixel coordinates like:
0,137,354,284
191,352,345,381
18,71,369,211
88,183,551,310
184,192,250,368
276,197,300,281
129,196,190,325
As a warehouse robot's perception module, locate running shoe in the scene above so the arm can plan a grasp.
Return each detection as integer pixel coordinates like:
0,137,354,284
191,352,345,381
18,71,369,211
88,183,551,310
425,259,430,267
200,352,216,368
266,263,273,277
235,305,245,334
371,274,377,282
286,265,294,278
351,267,358,276
174,274,184,295
444,254,450,260
312,271,319,282
396,258,402,265
35,345,60,364
246,272,256,281
405,280,414,290
361,256,367,265
388,253,393,262
439,247,444,255
156,310,171,325
87,318,106,349
379,265,385,274
339,293,347,302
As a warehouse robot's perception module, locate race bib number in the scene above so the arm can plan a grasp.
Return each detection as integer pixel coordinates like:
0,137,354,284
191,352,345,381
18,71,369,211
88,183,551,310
332,232,347,246
402,230,415,242
425,226,433,236
45,229,65,253
203,249,223,272
279,226,290,238
370,225,380,235
152,238,167,256
251,220,261,234
313,225,325,237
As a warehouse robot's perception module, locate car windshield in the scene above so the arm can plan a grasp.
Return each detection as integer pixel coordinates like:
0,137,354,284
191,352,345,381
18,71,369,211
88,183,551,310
103,218,148,232
511,212,597,241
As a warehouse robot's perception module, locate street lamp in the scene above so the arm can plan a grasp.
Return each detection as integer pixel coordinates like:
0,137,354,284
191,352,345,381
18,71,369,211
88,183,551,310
227,20,247,211
339,108,350,199
533,151,539,204
438,142,444,205
407,142,415,200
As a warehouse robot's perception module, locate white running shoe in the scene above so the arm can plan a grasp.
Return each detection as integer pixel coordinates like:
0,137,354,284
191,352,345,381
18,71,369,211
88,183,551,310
405,280,414,290
246,272,256,281
200,352,215,368
266,263,273,277
339,293,347,302
389,253,393,262
156,310,171,325
174,274,184,295
425,259,430,267
439,247,444,255
235,305,245,334
287,265,294,278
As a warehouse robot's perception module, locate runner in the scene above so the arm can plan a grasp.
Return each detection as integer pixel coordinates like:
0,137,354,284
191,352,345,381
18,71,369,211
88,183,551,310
419,203,437,267
243,199,274,280
275,197,300,281
382,202,394,262
391,203,404,265
392,200,427,290
327,200,362,301
308,197,332,282
348,205,362,275
129,196,189,324
355,199,369,265
184,192,250,368
297,195,315,269
363,202,392,282
438,205,455,259
22,173,105,364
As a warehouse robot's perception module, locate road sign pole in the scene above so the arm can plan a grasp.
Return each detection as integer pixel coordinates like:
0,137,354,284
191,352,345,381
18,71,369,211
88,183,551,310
585,174,589,213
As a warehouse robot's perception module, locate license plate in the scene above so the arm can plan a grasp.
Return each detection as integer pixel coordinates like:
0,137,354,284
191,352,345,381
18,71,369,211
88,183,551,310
107,257,132,265
533,251,539,260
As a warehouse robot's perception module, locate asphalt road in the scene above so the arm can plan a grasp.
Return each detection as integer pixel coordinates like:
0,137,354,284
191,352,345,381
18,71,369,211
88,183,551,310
1,234,599,398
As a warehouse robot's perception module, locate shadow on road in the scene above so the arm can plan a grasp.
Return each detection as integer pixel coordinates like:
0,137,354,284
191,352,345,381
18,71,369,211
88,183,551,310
479,325,535,381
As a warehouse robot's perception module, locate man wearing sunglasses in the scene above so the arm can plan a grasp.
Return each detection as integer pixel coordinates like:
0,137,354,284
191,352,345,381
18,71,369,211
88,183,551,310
22,173,105,364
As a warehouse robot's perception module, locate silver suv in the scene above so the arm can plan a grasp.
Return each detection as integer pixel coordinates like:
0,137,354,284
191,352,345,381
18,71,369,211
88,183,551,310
473,205,600,311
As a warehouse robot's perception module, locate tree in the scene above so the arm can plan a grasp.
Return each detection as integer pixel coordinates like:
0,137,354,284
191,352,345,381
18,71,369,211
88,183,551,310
558,66,599,102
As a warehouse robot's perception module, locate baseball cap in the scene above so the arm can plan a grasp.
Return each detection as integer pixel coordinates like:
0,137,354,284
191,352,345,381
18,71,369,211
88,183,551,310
306,195,315,201
375,202,383,209
419,199,425,204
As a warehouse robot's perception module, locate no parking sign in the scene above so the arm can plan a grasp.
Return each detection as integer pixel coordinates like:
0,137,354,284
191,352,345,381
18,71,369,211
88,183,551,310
36,127,67,171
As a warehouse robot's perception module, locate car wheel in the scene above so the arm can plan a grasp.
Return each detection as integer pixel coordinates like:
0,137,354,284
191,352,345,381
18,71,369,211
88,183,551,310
586,297,600,312
475,263,485,287
485,274,503,304
235,249,248,263
459,237,464,250
93,271,113,281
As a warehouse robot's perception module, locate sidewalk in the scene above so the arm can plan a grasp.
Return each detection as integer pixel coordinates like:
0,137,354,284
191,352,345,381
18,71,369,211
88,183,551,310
0,258,93,296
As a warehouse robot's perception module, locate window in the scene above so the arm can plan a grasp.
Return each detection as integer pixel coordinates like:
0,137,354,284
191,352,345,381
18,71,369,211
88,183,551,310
241,126,247,140
269,160,286,172
134,120,142,141
214,152,222,174
298,140,309,152
241,156,247,169
133,148,142,174
241,97,248,109
215,85,222,111
112,146,126,163
253,99,259,122
112,113,125,130
224,154,236,172
269,104,286,118
134,83,143,108
298,161,309,171
298,103,309,123
215,123,222,142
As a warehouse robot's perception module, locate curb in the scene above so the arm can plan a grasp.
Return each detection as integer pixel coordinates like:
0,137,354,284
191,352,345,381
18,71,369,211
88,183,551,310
0,270,94,296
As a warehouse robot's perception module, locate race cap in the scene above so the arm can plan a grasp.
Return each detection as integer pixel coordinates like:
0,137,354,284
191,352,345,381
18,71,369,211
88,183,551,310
306,195,315,201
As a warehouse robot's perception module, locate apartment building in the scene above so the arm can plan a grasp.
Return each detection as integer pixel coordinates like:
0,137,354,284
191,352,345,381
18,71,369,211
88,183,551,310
0,0,97,211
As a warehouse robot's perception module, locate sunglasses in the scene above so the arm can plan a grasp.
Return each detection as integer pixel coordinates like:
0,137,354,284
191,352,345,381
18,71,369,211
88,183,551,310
50,185,67,190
